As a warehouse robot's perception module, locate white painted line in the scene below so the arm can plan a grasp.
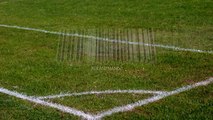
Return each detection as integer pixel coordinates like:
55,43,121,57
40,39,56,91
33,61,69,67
38,90,168,99
93,77,213,119
0,24,212,54
0,87,94,119
0,77,213,119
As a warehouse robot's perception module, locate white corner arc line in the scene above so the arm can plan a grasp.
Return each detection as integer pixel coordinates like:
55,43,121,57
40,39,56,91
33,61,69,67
0,77,212,120
93,77,213,119
38,90,168,99
0,24,212,54
0,87,94,119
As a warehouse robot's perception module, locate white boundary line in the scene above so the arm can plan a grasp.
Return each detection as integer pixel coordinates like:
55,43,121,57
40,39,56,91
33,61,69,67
38,90,168,99
0,24,212,54
0,77,212,120
94,77,213,119
0,87,95,119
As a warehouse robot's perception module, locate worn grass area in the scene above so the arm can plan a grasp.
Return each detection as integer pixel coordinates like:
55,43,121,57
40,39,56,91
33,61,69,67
0,0,213,119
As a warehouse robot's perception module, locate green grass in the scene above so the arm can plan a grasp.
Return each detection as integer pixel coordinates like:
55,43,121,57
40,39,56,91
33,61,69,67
105,85,213,120
0,94,79,120
0,0,213,119
0,0,212,29
51,93,151,113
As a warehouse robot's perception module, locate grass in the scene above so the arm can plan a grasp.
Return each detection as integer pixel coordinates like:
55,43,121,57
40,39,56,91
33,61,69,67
50,93,151,113
0,0,213,119
104,85,213,120
0,94,78,120
0,0,212,29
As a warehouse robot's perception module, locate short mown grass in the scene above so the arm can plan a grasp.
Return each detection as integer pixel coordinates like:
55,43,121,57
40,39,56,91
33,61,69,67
0,0,212,119
50,93,152,114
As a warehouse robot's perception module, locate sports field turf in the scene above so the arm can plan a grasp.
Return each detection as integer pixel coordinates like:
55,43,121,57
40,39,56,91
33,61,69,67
0,0,212,119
